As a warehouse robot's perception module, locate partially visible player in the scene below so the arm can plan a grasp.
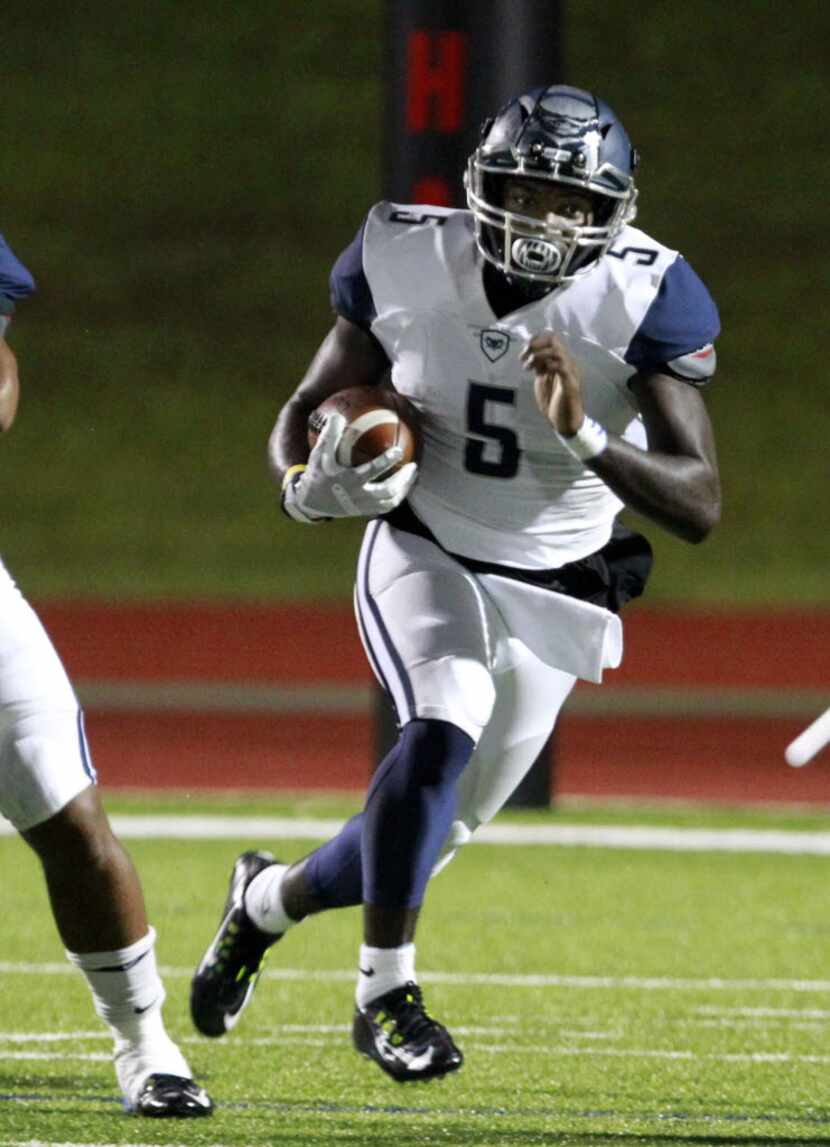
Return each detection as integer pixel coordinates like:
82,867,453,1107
191,85,721,1083
0,232,212,1117
786,706,830,768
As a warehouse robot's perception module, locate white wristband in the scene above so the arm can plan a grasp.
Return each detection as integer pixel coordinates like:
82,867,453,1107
557,416,608,462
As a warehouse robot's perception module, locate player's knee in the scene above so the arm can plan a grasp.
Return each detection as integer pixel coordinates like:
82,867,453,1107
22,784,115,867
431,819,474,877
1,716,96,835
449,659,497,737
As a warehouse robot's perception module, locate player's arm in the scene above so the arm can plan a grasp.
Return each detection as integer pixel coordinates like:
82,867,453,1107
0,336,20,433
0,234,37,433
269,210,418,523
268,315,390,485
527,334,720,544
594,371,720,543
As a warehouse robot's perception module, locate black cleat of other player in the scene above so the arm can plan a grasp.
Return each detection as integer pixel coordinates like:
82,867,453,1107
352,981,463,1083
190,850,281,1037
131,1073,213,1118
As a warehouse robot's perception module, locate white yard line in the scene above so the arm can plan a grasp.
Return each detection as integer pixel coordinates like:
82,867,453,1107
474,1044,830,1064
0,1142,198,1147
3,1042,829,1067
2,961,830,993
0,1051,110,1062
4,815,830,855
0,1032,102,1042
559,1030,622,1040
693,1018,825,1031
696,1005,830,1017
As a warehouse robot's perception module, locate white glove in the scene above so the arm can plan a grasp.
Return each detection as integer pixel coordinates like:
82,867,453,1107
282,412,419,523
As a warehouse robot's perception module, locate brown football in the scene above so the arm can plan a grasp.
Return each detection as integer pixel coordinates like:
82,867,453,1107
308,386,421,474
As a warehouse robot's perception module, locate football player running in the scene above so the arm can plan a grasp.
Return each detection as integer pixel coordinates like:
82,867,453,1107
0,234,212,1117
191,86,721,1083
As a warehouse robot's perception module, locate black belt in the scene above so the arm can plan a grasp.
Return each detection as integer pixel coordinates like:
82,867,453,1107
381,500,653,614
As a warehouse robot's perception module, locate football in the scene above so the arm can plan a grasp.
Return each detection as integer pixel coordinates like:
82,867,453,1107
308,385,421,474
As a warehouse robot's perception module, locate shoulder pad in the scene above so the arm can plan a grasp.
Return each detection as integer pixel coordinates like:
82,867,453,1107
664,343,717,385
0,235,36,299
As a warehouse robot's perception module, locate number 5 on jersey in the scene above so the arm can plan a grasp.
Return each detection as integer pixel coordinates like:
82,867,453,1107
464,383,520,479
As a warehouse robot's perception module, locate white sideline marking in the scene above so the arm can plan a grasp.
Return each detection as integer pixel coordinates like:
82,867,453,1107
3,961,830,993
470,822,830,854
4,815,830,855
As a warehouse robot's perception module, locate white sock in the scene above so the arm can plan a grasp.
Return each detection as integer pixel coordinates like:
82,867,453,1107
66,926,191,1101
356,943,416,1008
66,926,166,1028
243,863,295,935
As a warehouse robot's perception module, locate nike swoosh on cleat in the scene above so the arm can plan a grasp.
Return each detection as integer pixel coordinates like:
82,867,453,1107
359,966,376,977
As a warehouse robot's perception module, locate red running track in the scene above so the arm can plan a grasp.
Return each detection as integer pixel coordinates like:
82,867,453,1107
35,601,830,804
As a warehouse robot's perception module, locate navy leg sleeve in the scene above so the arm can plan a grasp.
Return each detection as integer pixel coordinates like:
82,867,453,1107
304,812,364,909
361,718,474,909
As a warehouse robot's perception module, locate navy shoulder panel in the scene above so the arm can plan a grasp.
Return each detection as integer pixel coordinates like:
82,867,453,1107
625,256,720,375
329,217,376,329
0,234,36,313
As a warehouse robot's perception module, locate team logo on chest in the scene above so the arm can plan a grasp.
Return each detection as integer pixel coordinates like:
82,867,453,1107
480,329,511,362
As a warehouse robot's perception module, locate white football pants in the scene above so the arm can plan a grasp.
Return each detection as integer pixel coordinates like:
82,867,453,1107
354,520,578,859
0,560,95,831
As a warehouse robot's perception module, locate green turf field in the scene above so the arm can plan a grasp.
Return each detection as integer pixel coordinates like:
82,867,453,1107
2,793,830,1145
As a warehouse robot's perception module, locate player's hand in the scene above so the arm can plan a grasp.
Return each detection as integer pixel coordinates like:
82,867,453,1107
522,330,585,436
283,412,419,523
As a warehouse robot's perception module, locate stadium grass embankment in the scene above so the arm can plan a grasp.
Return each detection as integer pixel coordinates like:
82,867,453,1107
2,4,829,607
35,600,830,805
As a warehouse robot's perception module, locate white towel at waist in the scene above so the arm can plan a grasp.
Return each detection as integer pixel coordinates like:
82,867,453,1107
478,572,623,683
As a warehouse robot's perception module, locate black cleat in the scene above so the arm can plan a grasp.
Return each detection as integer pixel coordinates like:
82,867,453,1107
190,850,281,1037
130,1073,213,1118
352,981,463,1083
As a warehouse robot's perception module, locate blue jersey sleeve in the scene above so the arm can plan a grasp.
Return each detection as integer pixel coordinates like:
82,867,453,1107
0,234,36,316
329,218,376,329
625,256,720,379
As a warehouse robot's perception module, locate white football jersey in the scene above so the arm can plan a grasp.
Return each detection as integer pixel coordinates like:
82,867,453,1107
331,204,719,569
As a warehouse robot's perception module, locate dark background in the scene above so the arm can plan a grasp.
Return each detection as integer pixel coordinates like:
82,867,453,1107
2,1,828,604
